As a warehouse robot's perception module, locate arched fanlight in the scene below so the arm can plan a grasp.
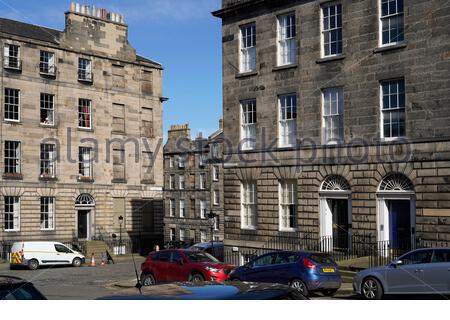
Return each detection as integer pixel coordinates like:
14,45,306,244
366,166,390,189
321,175,351,192
379,173,414,192
75,193,95,207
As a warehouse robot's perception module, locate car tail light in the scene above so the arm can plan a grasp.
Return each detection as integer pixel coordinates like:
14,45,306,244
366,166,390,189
303,258,316,270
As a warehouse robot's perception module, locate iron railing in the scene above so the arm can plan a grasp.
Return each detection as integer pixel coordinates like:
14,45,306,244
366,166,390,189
224,234,450,268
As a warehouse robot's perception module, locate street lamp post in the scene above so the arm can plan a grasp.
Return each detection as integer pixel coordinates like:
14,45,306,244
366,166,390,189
208,211,217,255
118,215,124,255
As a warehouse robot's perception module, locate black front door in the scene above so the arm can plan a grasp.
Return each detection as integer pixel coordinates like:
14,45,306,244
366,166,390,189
78,210,89,239
331,199,349,249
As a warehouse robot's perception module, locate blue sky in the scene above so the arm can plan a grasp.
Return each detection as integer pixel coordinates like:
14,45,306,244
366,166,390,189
0,0,223,139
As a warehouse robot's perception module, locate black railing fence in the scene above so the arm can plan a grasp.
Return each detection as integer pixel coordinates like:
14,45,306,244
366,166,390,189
224,233,450,268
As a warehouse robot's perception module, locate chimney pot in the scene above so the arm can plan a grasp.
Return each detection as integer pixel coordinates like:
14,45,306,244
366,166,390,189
70,2,75,12
75,3,80,13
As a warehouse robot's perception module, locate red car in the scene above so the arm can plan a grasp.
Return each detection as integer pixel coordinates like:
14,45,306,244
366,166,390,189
140,249,234,286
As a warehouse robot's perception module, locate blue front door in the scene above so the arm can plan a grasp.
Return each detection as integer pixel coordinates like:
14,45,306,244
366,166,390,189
388,200,411,249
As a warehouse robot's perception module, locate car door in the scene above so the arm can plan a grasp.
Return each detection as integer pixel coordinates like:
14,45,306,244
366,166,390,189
244,253,276,283
385,250,433,294
270,252,298,285
423,249,450,294
152,251,171,283
54,244,72,264
166,251,187,282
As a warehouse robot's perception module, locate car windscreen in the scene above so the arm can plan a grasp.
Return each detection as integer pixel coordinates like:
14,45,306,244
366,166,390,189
186,251,219,263
307,253,335,264
0,284,46,300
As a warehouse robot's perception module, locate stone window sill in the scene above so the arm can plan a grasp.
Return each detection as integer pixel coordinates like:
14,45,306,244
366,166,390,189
3,173,23,180
112,179,127,184
78,177,94,183
272,64,297,72
235,71,258,79
373,42,407,54
316,54,346,64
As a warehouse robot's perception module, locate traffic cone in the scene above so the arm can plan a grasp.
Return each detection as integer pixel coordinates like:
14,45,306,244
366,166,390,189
89,253,96,267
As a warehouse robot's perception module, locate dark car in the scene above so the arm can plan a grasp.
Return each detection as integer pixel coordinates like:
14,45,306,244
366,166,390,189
98,281,308,300
0,276,46,300
140,249,235,285
164,240,191,249
354,248,450,300
189,242,224,261
230,251,341,297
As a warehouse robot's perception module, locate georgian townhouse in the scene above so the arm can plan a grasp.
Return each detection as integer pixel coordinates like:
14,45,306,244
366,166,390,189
0,3,166,255
213,0,450,264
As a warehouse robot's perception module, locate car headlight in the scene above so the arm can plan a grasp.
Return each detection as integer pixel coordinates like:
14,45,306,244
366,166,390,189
205,267,221,273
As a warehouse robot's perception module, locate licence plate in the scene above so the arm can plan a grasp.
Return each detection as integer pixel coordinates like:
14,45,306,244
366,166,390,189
322,268,335,273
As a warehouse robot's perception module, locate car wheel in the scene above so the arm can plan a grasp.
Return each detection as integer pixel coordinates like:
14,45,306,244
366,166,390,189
28,259,39,270
72,258,82,267
361,277,383,300
191,273,205,283
141,274,156,286
231,277,241,282
290,279,309,296
322,289,338,297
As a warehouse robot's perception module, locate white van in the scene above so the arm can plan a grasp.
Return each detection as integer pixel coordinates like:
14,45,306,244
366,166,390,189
10,242,85,270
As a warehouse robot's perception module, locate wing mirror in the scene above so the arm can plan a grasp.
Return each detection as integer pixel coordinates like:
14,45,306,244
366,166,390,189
391,260,403,268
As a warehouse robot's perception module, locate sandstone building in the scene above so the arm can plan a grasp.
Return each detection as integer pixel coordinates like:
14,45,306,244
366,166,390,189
163,122,224,245
213,0,450,264
0,3,165,254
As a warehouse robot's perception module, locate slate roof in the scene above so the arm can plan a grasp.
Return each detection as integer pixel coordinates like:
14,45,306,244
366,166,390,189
0,17,161,67
0,17,61,44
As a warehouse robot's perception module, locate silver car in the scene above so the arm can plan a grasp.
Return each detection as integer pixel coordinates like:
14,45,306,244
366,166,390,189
353,248,450,299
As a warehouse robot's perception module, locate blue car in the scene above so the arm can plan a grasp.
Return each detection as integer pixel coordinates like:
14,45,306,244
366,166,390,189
230,251,342,297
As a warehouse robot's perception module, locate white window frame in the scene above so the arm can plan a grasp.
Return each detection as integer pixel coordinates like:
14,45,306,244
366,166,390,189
169,174,176,190
279,181,297,232
379,0,405,47
169,156,175,168
241,182,257,230
321,3,343,57
179,200,186,218
278,94,297,148
200,200,207,219
178,156,186,168
3,44,20,69
322,87,344,144
380,79,406,140
4,88,20,122
240,99,257,151
213,190,220,206
200,230,207,243
40,93,55,126
169,199,176,217
200,173,206,190
4,196,20,232
40,51,56,75
78,99,92,129
78,147,93,179
213,166,219,181
40,144,56,178
179,175,186,190
4,141,21,174
277,13,297,66
169,228,176,241
78,58,93,81
239,23,256,73
40,197,55,231
179,229,186,242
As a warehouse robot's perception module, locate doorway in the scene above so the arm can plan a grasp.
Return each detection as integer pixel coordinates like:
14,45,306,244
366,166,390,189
387,200,412,249
78,210,90,240
320,198,351,251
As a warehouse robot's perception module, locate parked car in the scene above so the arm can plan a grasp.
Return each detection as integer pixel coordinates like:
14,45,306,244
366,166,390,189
353,248,450,300
140,249,235,285
10,241,85,270
230,251,341,297
164,240,191,249
98,281,308,300
189,242,224,261
0,276,47,300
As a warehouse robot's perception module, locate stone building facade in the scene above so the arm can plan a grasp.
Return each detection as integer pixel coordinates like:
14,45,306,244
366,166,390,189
0,4,165,251
213,0,450,260
163,122,224,245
